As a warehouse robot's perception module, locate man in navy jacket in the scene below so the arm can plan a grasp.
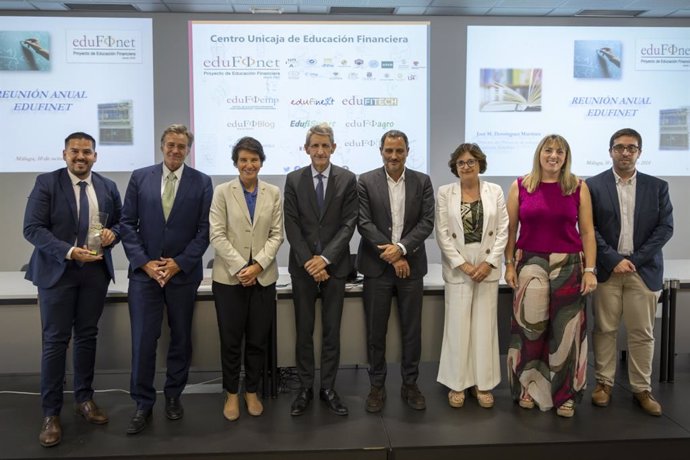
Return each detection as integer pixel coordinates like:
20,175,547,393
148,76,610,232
587,128,673,416
24,132,121,447
120,124,212,434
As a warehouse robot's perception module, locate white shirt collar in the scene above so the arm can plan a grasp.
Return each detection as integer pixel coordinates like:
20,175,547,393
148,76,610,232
613,168,636,185
385,167,406,184
163,163,184,180
311,163,331,178
67,169,92,186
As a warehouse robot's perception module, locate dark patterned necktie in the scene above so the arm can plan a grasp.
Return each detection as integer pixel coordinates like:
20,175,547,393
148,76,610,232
316,173,325,213
76,181,89,247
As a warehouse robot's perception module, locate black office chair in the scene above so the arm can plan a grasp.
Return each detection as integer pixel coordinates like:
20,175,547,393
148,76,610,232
206,258,214,269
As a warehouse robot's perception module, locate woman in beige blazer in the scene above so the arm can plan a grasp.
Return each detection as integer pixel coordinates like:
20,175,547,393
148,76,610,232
209,137,283,421
435,143,508,409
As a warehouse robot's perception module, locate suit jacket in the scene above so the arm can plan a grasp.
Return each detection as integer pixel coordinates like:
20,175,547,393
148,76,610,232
209,178,283,286
435,180,509,284
357,167,434,279
586,169,673,291
23,168,122,289
120,163,213,285
284,164,358,279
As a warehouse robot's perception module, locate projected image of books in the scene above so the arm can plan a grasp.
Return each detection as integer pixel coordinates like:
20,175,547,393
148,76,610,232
0,31,50,71
573,40,622,79
480,68,542,112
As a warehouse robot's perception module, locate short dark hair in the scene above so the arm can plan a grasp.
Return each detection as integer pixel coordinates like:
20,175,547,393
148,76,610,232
609,128,642,151
448,143,487,176
232,136,266,165
160,124,194,148
64,132,96,150
379,130,409,150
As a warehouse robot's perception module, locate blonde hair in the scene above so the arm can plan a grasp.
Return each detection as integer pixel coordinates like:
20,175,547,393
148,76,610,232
522,134,579,195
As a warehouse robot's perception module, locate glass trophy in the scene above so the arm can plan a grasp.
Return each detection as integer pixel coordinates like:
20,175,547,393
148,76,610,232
87,212,108,256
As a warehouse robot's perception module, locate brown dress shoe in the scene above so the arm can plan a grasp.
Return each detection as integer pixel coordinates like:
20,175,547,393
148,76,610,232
39,416,62,447
365,385,386,413
591,383,612,407
223,392,240,421
244,392,264,417
633,390,662,416
75,400,109,424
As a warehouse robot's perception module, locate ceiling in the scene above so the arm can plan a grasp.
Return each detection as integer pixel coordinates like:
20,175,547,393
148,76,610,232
1,0,689,18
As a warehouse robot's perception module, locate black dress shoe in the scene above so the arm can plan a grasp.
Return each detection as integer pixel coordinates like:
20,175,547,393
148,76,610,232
401,383,426,410
126,409,152,435
320,388,349,416
290,388,313,416
165,397,184,420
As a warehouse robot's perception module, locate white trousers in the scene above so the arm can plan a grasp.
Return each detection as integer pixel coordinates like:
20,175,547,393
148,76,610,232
437,244,501,392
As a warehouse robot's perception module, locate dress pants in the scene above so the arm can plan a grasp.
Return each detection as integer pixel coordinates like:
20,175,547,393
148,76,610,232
212,281,276,393
437,245,501,392
593,272,659,392
38,261,109,416
128,278,198,410
291,275,346,390
363,266,423,387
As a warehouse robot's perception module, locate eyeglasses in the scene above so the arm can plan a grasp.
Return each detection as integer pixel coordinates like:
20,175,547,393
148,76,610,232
611,144,640,154
456,159,477,168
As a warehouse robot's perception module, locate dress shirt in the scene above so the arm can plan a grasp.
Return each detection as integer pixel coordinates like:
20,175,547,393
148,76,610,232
311,164,332,264
614,169,636,256
161,163,183,200
66,170,98,259
311,164,331,195
386,168,407,255
241,180,259,223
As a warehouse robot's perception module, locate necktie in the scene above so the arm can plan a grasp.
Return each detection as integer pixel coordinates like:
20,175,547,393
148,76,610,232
162,172,177,220
76,181,89,247
315,173,325,213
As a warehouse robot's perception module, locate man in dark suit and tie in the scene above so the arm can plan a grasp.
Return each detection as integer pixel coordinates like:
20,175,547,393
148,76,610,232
587,128,673,416
357,130,434,412
120,124,213,434
24,132,121,447
284,123,358,416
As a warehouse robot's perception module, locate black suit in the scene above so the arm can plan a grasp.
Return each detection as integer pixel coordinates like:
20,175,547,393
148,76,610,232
284,164,358,389
357,167,434,386
23,168,121,415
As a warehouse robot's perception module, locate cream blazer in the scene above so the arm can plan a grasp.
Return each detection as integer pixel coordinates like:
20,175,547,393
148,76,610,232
435,180,508,284
210,178,284,286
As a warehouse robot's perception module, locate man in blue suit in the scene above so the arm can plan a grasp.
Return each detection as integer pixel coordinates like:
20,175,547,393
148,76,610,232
120,124,213,434
587,128,673,416
24,132,121,447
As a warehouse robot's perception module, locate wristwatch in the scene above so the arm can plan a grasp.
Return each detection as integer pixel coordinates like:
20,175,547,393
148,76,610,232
584,267,597,274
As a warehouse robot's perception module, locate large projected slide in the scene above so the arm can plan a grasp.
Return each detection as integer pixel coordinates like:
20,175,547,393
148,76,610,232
0,16,154,172
466,26,690,176
189,21,428,175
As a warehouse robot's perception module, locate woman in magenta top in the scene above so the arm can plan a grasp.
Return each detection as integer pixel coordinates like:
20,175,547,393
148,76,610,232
504,134,597,418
